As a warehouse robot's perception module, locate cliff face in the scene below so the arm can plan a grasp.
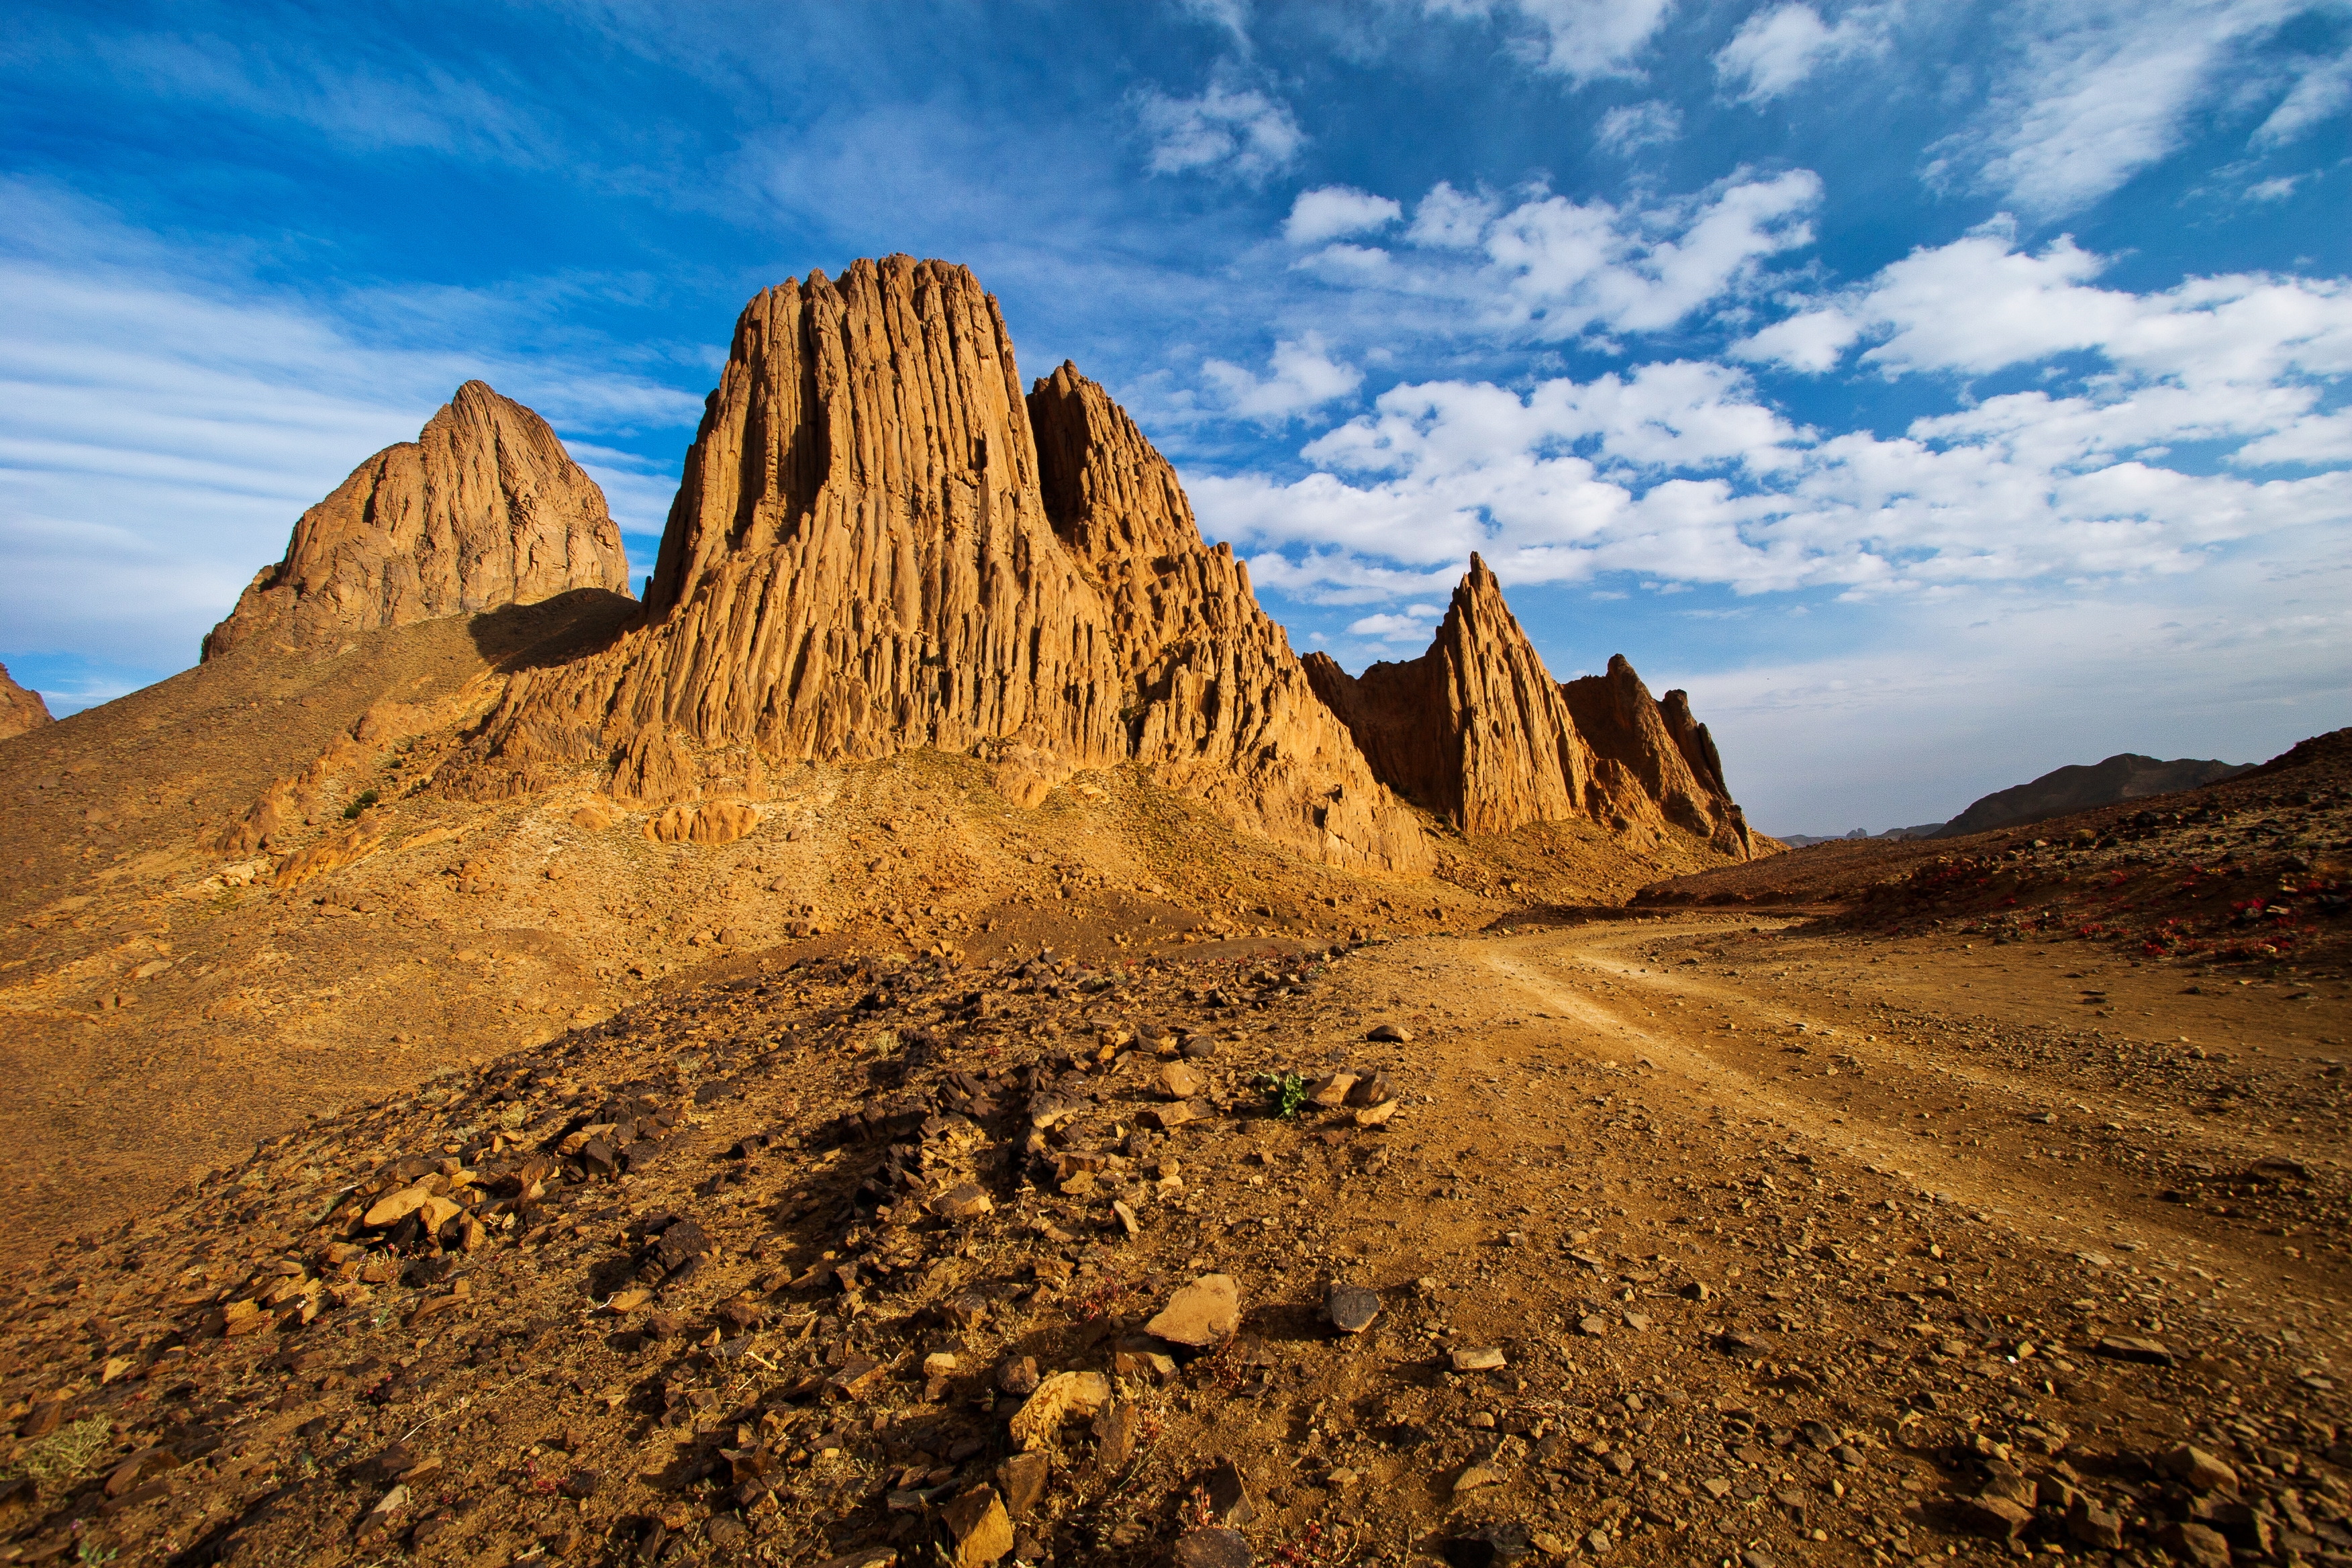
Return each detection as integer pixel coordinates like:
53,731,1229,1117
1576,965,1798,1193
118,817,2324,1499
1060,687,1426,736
1302,555,1593,837
202,382,631,662
477,257,1430,873
0,663,53,742
1307,558,1756,857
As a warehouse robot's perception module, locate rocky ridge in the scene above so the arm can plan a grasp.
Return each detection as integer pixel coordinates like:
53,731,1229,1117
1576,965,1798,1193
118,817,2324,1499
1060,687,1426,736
201,382,632,663
464,258,1429,873
0,663,52,742
1306,558,1755,857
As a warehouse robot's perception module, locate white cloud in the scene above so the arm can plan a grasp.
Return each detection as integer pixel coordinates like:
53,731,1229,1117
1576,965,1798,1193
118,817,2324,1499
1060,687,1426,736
1283,185,1404,246
1595,99,1682,152
1406,181,1499,248
0,181,695,679
1134,68,1305,183
2253,49,2352,146
1202,334,1365,421
1713,3,1886,102
1345,603,1447,641
1426,0,1678,86
2246,173,2310,201
1479,170,1821,338
1950,0,2303,217
1177,0,1255,48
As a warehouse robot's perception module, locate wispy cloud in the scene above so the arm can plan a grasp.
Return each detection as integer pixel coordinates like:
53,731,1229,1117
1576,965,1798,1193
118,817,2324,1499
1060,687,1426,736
1426,0,1678,87
1596,99,1681,152
1713,4,1888,103
1133,64,1305,183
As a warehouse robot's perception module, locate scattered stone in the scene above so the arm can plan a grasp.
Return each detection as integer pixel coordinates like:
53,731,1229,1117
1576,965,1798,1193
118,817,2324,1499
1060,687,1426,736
2069,1498,2124,1549
997,1452,1049,1518
996,1355,1040,1395
1443,1522,1533,1566
1307,1072,1357,1108
1325,1282,1381,1334
1199,1458,1257,1526
1146,1274,1241,1348
1454,1464,1502,1493
1451,1346,1507,1372
1094,1402,1140,1471
936,1485,1014,1568
1008,1371,1111,1450
1173,1527,1253,1568
2161,1444,2239,1493
1680,1280,1712,1302
1157,1062,1206,1100
1354,1100,1398,1127
1368,1024,1411,1042
1577,1314,1610,1337
2158,1522,2232,1568
2093,1334,2175,1366
1960,1494,2035,1540
929,1183,992,1221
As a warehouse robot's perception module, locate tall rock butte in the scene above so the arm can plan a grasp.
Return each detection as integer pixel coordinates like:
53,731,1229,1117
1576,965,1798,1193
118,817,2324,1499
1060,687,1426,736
0,662,54,742
472,256,1431,873
201,381,631,662
1306,555,1755,857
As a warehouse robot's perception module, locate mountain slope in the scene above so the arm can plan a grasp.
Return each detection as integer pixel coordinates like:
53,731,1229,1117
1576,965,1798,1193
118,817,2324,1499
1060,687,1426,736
1934,752,2249,838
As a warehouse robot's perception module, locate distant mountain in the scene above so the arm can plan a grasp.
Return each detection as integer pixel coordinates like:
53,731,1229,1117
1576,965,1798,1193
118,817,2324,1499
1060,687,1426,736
1779,822,1943,848
1933,753,2250,838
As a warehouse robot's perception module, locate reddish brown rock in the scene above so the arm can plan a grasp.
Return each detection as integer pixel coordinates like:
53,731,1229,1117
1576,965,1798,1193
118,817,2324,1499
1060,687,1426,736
202,381,630,662
1306,556,1755,857
1304,554,1593,837
0,663,53,742
480,256,1428,872
1562,656,1755,857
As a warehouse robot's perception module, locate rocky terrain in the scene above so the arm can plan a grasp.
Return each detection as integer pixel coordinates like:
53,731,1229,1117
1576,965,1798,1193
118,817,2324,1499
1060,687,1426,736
1934,756,2254,841
5,250,2344,1568
201,382,632,665
0,664,52,742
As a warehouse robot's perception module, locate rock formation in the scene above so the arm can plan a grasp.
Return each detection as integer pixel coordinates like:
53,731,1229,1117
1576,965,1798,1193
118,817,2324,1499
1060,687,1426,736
202,382,631,662
1301,555,1592,836
0,662,53,742
1307,557,1755,857
472,256,1430,873
1933,752,2250,838
1561,656,1754,857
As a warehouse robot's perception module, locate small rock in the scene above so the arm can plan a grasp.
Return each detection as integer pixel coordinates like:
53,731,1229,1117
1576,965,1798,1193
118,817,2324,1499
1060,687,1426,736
1740,1553,1776,1568
2092,1334,2175,1366
1146,1274,1241,1348
997,1452,1049,1518
707,1514,749,1553
2069,1498,2124,1550
1354,1100,1398,1127
937,1485,1014,1568
1451,1346,1507,1372
2158,1522,2232,1568
1173,1527,1252,1568
1577,1315,1610,1337
929,1183,993,1221
1157,1062,1207,1100
1307,1072,1358,1108
1199,1458,1257,1526
1008,1371,1111,1450
2161,1444,2239,1494
1679,1281,1712,1302
1326,1282,1381,1334
996,1355,1040,1395
1368,1024,1411,1042
1093,1402,1140,1471
1959,1494,2034,1540
1453,1464,1502,1493
1444,1522,1533,1566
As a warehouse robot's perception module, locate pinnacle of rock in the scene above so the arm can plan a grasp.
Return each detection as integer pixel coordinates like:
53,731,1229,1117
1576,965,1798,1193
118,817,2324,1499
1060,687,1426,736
0,661,54,742
1306,555,1755,855
1303,553,1592,838
482,256,1430,872
201,381,631,663
1561,653,1754,857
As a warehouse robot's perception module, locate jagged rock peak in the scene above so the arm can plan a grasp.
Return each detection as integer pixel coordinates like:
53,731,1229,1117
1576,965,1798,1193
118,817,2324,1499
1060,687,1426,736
201,381,632,663
0,662,54,742
1561,654,1753,858
471,260,1430,873
1304,552,1593,838
1306,556,1758,858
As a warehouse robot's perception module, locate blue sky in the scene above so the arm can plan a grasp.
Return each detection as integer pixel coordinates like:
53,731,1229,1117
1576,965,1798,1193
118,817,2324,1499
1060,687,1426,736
3,0,2347,832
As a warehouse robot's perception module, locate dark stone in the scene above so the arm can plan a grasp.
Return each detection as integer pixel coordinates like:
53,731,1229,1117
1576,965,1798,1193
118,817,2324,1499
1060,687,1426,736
1200,1459,1256,1526
1325,1283,1381,1334
1444,1522,1533,1567
1173,1527,1252,1568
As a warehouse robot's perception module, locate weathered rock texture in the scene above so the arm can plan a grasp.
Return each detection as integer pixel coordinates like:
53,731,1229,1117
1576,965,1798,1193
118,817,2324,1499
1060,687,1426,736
1306,558,1755,857
1561,655,1754,857
473,257,1430,873
202,382,630,663
0,663,54,742
1302,556,1592,836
